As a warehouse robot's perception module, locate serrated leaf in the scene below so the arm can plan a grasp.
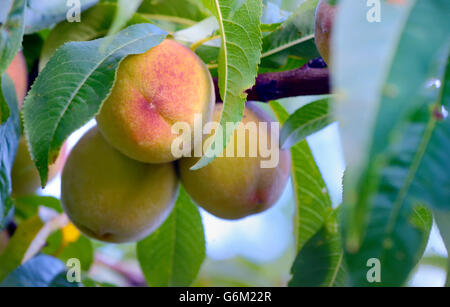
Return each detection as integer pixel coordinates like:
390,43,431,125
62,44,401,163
270,100,331,251
138,0,210,26
289,209,345,287
1,254,71,287
39,2,150,71
192,0,263,170
137,187,205,287
261,0,319,69
280,97,331,149
0,74,21,229
23,23,167,186
333,0,449,285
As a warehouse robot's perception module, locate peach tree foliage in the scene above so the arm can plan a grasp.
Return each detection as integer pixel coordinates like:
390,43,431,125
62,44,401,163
0,0,448,287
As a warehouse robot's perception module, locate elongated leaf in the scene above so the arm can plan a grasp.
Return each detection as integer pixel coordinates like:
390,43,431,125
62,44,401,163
107,0,143,37
39,2,150,71
270,101,331,251
1,254,70,287
0,215,44,281
192,0,263,170
0,74,20,229
23,23,167,186
280,97,331,149
138,0,210,25
0,0,26,74
137,187,205,287
261,0,319,69
289,209,345,287
333,0,449,285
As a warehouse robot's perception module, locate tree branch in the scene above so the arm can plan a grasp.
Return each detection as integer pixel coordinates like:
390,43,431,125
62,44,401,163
213,59,330,102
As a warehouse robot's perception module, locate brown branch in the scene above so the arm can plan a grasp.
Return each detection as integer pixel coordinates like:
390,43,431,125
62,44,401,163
213,60,330,102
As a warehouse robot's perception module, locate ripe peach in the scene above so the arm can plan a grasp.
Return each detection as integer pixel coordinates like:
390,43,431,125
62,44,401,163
61,127,178,243
314,0,338,65
96,39,215,164
6,52,28,107
178,103,291,220
11,137,67,197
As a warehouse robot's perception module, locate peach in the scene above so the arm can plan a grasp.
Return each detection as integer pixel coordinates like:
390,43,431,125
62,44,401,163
96,39,215,164
6,52,28,107
11,137,67,197
61,127,178,243
314,0,338,65
178,103,291,220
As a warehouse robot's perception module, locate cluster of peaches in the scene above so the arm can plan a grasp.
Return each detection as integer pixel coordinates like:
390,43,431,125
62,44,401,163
9,40,291,243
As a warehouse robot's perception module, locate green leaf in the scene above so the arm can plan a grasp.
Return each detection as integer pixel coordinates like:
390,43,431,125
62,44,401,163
280,97,331,149
14,195,63,220
107,0,143,37
137,187,205,287
0,215,44,281
333,0,449,285
289,209,345,287
23,23,167,186
192,0,263,170
138,0,210,26
261,0,319,69
0,0,26,75
0,74,21,229
39,2,150,71
270,100,331,251
1,254,72,287
57,234,94,272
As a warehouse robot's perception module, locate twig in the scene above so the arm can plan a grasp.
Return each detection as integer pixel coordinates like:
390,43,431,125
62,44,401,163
213,59,330,102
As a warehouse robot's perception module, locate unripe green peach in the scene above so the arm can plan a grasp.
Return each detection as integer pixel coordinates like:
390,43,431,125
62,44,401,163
178,103,291,220
314,0,338,65
6,52,28,106
11,137,67,197
61,127,178,243
97,39,215,164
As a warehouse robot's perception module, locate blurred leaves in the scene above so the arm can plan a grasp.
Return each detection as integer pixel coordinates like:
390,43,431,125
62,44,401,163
107,0,143,37
0,215,44,281
0,74,21,229
333,0,449,285
192,0,262,170
138,0,210,26
0,254,76,287
39,2,150,71
270,101,331,252
23,23,167,186
137,187,205,286
0,0,26,75
280,97,332,149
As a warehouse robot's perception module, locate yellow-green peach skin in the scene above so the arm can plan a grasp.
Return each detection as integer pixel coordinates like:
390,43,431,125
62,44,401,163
61,127,179,243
